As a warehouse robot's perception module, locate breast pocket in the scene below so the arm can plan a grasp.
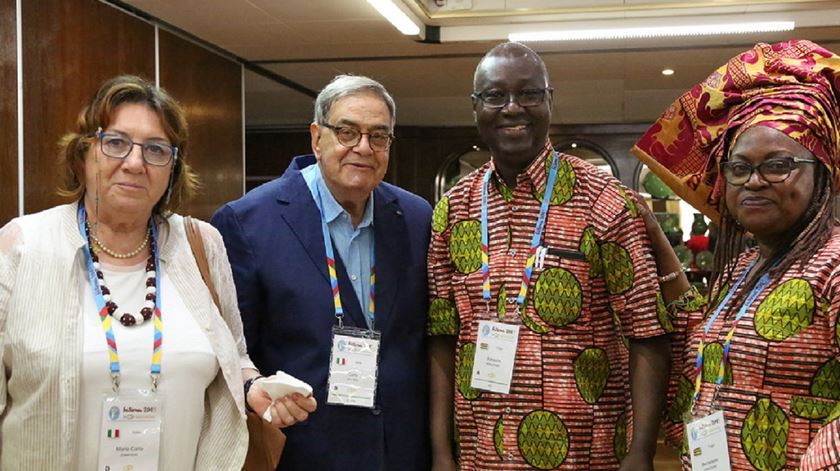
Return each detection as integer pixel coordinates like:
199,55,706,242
529,246,591,330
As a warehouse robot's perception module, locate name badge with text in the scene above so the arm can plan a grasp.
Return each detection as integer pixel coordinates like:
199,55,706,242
327,326,381,408
97,393,163,471
686,410,732,471
470,320,520,394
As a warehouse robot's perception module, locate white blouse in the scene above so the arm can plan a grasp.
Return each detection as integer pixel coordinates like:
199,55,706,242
78,261,219,470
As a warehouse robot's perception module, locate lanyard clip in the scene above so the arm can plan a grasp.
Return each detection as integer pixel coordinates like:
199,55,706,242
110,372,121,393
336,314,344,330
150,373,160,392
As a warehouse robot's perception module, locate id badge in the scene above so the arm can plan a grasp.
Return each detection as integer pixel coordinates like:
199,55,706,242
686,410,732,471
327,326,381,408
470,320,520,394
98,392,163,471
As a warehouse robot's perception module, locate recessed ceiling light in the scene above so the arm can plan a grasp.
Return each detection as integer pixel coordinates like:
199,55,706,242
661,68,675,76
570,143,578,148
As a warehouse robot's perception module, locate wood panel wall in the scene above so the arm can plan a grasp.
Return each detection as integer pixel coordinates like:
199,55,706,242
159,30,243,220
0,0,245,226
21,0,155,215
0,0,18,224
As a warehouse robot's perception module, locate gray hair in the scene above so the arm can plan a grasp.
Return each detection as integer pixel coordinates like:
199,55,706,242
313,75,396,130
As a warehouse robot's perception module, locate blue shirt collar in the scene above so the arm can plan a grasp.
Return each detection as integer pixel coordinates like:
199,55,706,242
302,163,375,228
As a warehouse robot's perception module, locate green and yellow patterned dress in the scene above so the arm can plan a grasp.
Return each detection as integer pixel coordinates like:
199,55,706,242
663,235,840,470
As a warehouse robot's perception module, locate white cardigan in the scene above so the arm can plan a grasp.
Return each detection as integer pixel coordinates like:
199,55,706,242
0,203,255,470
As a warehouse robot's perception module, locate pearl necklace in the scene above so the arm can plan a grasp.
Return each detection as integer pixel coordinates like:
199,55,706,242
87,232,158,327
88,224,151,259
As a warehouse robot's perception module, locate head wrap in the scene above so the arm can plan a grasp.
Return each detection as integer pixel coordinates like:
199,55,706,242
632,40,840,221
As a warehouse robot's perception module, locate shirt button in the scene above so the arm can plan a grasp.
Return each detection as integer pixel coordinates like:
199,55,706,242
512,205,518,211
509,249,516,257
372,407,381,416
351,274,358,281
508,453,515,461
505,407,512,413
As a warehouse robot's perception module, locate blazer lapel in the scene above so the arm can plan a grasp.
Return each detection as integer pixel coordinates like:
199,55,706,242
276,171,329,282
371,185,408,334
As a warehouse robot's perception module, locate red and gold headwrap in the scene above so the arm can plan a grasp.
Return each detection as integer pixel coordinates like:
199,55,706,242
632,40,840,221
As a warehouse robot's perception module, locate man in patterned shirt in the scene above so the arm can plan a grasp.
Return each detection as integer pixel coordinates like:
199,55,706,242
427,42,672,470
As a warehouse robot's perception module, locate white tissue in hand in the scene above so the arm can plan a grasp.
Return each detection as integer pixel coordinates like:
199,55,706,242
259,370,313,401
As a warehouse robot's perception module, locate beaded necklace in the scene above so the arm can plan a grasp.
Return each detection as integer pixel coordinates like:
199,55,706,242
88,225,151,259
84,223,158,327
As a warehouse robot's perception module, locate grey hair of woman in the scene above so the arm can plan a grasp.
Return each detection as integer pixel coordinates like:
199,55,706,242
313,75,396,131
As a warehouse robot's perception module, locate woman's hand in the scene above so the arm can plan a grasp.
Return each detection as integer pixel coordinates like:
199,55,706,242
247,381,318,428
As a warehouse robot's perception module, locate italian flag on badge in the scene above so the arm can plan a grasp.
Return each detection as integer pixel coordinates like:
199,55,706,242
336,357,346,365
107,429,120,439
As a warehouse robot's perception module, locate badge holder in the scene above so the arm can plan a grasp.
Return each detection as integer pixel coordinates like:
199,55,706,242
684,388,732,471
327,325,381,409
470,320,520,394
98,380,165,471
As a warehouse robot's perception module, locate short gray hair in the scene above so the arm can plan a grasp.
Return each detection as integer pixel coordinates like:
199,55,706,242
313,75,396,130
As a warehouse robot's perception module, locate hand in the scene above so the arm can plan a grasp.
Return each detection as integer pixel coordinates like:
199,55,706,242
630,191,664,238
618,449,654,471
247,381,318,428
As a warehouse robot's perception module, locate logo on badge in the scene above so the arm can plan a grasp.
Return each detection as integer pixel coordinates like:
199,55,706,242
482,325,490,337
337,339,347,352
690,428,699,441
108,406,121,421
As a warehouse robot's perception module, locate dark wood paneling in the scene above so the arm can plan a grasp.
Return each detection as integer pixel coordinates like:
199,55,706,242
159,30,242,221
0,0,17,225
22,0,155,214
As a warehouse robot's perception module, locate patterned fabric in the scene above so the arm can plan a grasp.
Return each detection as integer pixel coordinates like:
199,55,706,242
427,143,667,469
663,233,840,470
632,40,840,221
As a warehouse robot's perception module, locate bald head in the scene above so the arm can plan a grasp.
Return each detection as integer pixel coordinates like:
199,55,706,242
473,42,549,90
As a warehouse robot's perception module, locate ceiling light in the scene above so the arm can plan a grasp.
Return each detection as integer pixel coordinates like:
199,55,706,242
368,0,422,36
509,21,794,42
570,143,578,148
661,68,675,76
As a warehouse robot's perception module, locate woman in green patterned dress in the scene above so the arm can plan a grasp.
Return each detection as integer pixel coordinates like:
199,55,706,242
633,40,840,470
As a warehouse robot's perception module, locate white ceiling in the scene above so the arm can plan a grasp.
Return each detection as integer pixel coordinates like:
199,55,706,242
118,0,840,127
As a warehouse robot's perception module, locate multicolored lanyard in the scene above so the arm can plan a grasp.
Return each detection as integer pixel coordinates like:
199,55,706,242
78,204,163,392
691,258,767,408
314,184,376,329
480,151,559,312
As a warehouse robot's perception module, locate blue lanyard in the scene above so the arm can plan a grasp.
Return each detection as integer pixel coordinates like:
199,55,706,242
314,184,376,329
77,204,163,391
480,151,559,310
692,257,768,402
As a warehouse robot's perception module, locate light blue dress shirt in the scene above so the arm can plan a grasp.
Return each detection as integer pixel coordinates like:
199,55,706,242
302,163,375,328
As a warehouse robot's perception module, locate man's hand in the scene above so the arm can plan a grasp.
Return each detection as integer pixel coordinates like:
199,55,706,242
247,381,318,428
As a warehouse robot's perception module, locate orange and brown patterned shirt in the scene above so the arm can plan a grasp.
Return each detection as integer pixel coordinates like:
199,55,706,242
663,234,840,470
427,143,669,470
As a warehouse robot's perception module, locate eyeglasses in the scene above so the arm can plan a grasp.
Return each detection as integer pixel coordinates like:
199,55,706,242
95,128,178,166
471,88,552,109
720,157,816,186
321,123,393,152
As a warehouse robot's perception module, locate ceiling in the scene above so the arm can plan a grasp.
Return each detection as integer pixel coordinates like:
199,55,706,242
117,0,840,127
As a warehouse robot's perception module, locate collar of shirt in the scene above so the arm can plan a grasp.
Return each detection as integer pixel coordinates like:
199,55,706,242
301,162,374,229
489,139,554,195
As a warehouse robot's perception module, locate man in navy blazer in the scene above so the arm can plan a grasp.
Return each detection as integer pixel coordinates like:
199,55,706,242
212,75,431,470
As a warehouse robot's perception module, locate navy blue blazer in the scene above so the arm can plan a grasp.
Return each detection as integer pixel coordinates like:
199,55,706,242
211,155,431,471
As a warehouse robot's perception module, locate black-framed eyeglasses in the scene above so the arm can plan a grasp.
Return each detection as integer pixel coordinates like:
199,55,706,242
720,157,816,186
471,88,552,109
321,123,393,151
95,127,178,166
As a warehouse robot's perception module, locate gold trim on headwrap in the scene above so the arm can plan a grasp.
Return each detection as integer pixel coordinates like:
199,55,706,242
632,40,840,222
